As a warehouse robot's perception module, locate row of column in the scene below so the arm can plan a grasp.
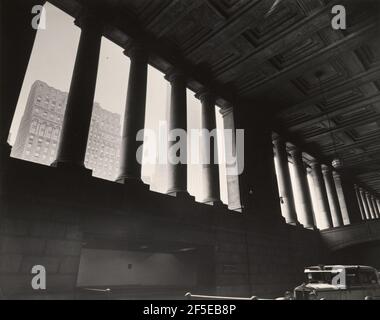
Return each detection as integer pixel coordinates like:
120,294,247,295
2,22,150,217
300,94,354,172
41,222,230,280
354,185,380,220
273,135,352,230
52,11,223,205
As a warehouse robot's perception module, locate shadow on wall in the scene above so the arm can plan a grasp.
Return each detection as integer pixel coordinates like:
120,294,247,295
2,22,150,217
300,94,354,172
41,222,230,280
330,240,380,270
77,248,198,288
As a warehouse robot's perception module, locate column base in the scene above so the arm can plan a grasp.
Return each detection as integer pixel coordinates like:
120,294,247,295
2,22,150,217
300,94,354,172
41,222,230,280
115,172,142,184
287,221,303,228
202,199,228,209
304,225,319,231
167,190,195,201
51,160,92,176
0,143,12,157
124,178,150,191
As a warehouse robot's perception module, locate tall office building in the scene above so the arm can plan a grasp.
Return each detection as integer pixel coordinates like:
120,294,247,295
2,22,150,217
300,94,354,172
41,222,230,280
12,80,121,181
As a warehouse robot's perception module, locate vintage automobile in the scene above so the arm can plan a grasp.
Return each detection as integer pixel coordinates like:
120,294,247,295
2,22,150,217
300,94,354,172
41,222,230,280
292,265,380,300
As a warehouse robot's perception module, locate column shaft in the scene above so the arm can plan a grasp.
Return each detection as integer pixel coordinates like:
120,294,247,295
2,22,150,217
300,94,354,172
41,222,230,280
289,148,315,229
365,192,376,219
354,185,365,221
233,109,282,221
322,166,344,227
198,92,220,204
273,137,298,225
117,44,148,182
332,171,351,225
54,14,102,168
220,107,242,211
371,195,379,219
165,70,187,194
359,188,371,220
310,162,333,229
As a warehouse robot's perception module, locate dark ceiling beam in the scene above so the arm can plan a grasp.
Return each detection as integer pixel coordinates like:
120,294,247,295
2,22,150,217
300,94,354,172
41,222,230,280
239,21,379,95
341,148,380,161
345,159,380,171
146,0,204,38
285,93,380,131
103,3,239,108
303,114,380,141
321,133,380,153
185,0,286,57
216,0,347,79
279,66,380,116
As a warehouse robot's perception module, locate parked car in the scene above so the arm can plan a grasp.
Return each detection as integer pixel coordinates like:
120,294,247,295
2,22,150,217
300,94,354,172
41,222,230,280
291,265,380,300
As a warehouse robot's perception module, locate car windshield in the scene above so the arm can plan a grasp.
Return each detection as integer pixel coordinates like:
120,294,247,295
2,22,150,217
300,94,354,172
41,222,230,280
305,271,335,284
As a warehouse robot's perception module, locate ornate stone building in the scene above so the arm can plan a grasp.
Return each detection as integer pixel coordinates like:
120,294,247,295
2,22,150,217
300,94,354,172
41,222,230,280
12,80,121,180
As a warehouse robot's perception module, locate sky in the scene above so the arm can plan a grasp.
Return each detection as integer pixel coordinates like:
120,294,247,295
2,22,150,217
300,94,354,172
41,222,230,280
10,2,228,204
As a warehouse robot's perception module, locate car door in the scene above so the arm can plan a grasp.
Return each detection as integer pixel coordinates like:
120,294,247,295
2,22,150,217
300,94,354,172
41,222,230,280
343,268,364,300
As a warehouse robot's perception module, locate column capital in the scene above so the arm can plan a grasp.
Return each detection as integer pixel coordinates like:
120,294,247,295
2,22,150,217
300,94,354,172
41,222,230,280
165,68,186,83
124,40,148,62
74,9,103,31
332,170,341,178
195,90,216,104
271,132,282,143
310,159,321,169
287,145,301,157
219,106,234,118
321,164,332,174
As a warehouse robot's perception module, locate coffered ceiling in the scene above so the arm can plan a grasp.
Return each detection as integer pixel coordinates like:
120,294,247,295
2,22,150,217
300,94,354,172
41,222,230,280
51,0,380,193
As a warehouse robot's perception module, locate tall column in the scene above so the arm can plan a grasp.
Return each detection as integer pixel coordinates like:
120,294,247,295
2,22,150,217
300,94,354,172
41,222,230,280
288,147,316,229
371,195,380,219
354,185,365,221
310,161,333,229
1,0,44,150
376,199,380,218
53,12,102,169
220,107,242,211
365,192,376,219
322,165,344,227
359,188,371,220
273,136,299,225
165,69,188,195
116,43,148,183
233,108,282,222
197,91,220,204
332,171,351,225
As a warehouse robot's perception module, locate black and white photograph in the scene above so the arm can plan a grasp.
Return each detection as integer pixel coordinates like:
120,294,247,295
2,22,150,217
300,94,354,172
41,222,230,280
1,0,380,308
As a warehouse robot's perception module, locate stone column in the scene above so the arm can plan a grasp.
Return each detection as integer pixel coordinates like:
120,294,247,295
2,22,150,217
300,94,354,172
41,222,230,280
376,199,380,218
371,195,379,219
116,43,148,183
310,161,333,229
220,107,242,212
365,192,376,219
233,108,282,222
197,91,220,204
165,69,188,195
273,136,299,225
322,165,344,227
359,188,371,220
53,12,102,169
332,171,351,225
354,185,365,221
288,147,316,229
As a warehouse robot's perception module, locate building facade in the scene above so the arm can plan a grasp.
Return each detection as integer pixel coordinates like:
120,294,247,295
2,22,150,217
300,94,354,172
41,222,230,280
12,80,121,181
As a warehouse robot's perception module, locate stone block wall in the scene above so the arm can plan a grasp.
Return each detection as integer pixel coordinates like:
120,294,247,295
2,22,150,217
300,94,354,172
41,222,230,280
0,156,327,299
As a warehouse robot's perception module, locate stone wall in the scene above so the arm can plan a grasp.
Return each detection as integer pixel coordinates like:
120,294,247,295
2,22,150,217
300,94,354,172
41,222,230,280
0,155,327,299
